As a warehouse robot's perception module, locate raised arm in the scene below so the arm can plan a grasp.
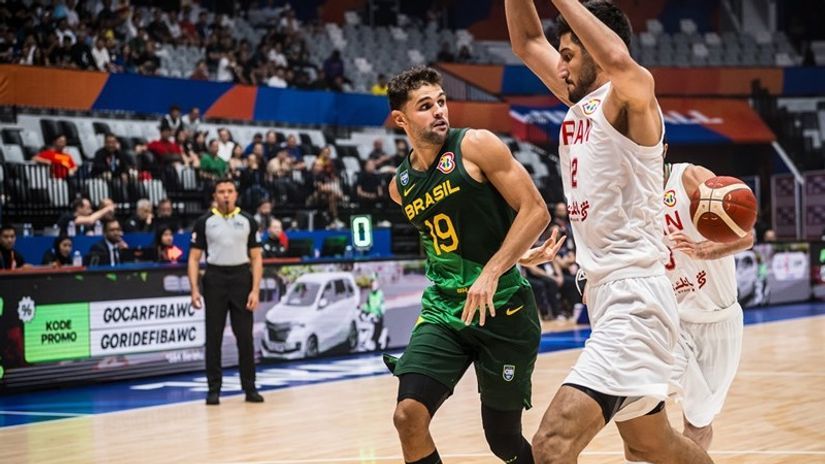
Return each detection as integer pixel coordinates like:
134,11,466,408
460,129,551,325
506,0,572,106
551,0,654,109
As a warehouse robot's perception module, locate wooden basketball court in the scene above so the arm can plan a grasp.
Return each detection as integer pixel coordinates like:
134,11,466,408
2,315,824,464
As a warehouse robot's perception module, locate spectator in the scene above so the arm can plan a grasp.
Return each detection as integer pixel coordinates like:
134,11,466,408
282,134,303,161
154,198,182,233
125,198,154,233
266,148,296,204
85,219,130,266
267,42,287,67
71,29,95,69
228,144,246,174
523,262,562,321
91,36,111,71
161,105,182,132
254,198,273,230
381,139,409,174
182,107,201,133
310,146,344,228
261,217,288,258
91,133,132,179
322,50,344,85
367,139,392,169
216,128,235,162
136,40,160,75
437,42,455,62
371,73,388,96
552,202,572,244
456,45,474,63
33,134,77,179
309,69,329,90
0,225,27,270
142,226,183,263
330,75,353,93
56,197,114,236
262,131,280,159
356,160,385,208
266,67,288,88
244,133,264,156
763,229,777,242
41,235,73,267
200,139,229,179
191,131,208,154
190,59,209,80
176,128,201,168
147,125,184,166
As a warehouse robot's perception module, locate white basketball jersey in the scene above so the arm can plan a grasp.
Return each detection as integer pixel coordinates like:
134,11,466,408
663,163,738,323
558,82,668,285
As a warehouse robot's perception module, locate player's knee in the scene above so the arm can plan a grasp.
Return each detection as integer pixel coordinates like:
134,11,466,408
393,399,430,436
484,431,528,461
531,429,577,463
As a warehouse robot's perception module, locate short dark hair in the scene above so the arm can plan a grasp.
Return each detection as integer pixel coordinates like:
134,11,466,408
556,0,632,49
71,197,88,211
387,66,443,111
103,218,120,232
0,224,14,233
214,177,237,191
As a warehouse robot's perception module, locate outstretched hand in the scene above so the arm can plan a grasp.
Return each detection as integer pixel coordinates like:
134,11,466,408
519,228,567,267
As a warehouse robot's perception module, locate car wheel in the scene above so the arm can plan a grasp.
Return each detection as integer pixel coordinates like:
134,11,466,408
305,335,319,358
347,321,358,351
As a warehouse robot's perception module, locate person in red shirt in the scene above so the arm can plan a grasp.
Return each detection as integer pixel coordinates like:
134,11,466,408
147,125,183,166
33,134,77,179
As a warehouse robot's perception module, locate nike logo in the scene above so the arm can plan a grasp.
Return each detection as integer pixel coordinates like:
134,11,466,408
403,183,417,196
505,305,524,316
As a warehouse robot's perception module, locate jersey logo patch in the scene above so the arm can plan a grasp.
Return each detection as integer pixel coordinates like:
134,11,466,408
437,152,455,174
582,98,601,115
403,183,417,197
503,364,515,382
400,170,410,186
664,189,677,207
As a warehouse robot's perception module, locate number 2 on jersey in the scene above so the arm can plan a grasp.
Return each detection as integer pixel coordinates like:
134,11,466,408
424,213,458,255
571,158,578,188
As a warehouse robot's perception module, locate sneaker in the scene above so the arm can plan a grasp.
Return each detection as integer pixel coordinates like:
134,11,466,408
206,390,220,406
245,389,264,403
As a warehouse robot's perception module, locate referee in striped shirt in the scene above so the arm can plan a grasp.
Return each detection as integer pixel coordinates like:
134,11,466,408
188,178,264,405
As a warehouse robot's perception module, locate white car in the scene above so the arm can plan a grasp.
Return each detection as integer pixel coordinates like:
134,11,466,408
261,272,360,359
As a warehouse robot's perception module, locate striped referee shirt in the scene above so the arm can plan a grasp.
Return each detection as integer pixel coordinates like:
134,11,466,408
191,208,261,266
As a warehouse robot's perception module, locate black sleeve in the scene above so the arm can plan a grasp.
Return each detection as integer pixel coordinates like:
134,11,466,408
245,213,261,249
190,215,208,250
14,250,25,267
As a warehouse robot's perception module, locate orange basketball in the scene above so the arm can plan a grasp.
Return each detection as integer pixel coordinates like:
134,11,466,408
689,176,757,243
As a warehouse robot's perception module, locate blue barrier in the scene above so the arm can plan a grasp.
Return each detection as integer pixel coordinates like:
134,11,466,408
13,228,392,266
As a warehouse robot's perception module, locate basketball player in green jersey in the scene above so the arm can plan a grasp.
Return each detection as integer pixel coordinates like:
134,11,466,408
385,66,560,464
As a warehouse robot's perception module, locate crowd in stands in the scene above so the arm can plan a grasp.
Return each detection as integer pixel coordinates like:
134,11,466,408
0,0,386,92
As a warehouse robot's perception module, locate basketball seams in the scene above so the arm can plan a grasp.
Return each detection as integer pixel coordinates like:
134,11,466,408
692,181,752,240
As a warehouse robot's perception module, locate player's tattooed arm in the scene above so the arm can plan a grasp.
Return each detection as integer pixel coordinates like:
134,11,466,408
506,0,572,106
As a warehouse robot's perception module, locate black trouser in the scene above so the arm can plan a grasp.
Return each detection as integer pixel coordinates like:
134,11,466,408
203,264,256,392
525,274,561,319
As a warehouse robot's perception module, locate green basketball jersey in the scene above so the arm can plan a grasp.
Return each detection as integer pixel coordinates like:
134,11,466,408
395,128,529,328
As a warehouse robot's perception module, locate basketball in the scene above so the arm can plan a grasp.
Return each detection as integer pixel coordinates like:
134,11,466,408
689,176,758,243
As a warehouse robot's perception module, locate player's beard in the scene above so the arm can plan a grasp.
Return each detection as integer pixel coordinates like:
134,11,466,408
568,58,598,103
418,121,449,146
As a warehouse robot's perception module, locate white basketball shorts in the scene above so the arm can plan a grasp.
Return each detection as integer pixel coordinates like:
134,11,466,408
564,274,680,422
671,302,744,427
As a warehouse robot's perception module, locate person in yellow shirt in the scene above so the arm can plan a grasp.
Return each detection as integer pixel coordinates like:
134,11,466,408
370,74,388,95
